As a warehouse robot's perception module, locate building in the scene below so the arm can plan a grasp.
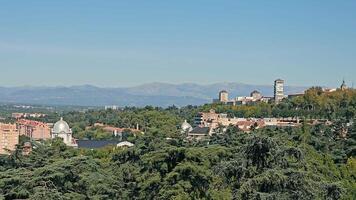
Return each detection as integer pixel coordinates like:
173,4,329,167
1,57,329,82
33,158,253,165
51,118,77,147
76,140,134,149
181,120,193,134
219,90,229,102
193,110,303,134
17,119,51,140
12,113,47,119
250,90,262,100
12,113,24,119
235,96,255,105
117,141,134,148
0,123,19,154
260,97,273,103
105,105,120,110
93,123,141,139
274,79,285,103
194,109,254,131
77,140,118,149
187,127,210,140
236,120,265,132
340,80,347,91
194,109,220,127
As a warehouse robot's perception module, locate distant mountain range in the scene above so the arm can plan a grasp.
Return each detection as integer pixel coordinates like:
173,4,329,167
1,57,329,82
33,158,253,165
0,82,308,107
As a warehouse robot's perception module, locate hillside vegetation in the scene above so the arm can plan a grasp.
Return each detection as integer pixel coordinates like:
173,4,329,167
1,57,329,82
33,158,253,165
0,88,355,199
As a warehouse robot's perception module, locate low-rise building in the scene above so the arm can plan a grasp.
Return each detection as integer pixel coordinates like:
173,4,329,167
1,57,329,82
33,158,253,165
194,110,303,133
187,127,210,140
77,140,118,149
17,119,51,140
236,119,265,132
104,105,120,110
12,113,47,119
117,141,134,148
194,109,220,127
93,123,141,138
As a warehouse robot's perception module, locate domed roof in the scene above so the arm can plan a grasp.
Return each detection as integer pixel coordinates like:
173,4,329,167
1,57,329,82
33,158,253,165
117,141,134,147
53,117,71,134
181,120,193,133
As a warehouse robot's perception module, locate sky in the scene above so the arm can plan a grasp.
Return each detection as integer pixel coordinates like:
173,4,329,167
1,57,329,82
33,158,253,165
0,0,355,88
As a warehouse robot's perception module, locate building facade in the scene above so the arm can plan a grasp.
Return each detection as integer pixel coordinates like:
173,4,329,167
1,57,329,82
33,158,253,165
17,119,51,140
51,118,77,147
0,123,19,154
219,90,229,102
274,79,285,103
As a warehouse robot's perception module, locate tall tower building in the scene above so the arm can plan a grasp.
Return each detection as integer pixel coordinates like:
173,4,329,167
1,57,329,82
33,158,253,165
274,79,284,103
219,90,229,102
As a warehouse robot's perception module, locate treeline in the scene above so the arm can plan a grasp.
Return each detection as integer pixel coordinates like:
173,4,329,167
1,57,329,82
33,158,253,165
37,88,356,141
0,87,355,199
0,124,355,199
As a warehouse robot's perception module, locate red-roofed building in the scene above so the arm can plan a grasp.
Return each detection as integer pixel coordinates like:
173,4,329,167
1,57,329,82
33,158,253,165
17,119,51,140
236,120,265,132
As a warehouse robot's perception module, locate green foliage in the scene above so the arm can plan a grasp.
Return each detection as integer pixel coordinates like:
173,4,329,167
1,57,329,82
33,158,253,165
0,89,355,199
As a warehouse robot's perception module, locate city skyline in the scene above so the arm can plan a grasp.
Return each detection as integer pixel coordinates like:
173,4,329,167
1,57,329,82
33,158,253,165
1,1,356,87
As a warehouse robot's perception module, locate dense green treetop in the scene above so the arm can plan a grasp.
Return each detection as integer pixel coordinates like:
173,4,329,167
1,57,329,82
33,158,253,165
0,88,355,199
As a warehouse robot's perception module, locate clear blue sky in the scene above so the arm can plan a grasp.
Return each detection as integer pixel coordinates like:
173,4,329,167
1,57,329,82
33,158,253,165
0,0,355,87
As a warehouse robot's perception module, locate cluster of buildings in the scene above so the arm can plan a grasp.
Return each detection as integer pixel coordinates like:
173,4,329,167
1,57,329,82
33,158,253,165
214,79,286,105
0,118,77,154
181,109,331,140
181,109,303,140
104,105,120,110
185,80,352,140
0,117,136,154
214,79,351,106
12,113,47,119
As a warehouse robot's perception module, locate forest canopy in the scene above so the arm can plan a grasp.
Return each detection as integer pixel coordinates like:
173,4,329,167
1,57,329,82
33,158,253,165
0,88,355,199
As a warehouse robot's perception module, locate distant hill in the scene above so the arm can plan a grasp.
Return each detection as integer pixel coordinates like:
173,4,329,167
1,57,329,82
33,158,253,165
0,82,307,107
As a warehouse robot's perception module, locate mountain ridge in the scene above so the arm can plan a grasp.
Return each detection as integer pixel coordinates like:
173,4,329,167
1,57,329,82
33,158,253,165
0,82,308,107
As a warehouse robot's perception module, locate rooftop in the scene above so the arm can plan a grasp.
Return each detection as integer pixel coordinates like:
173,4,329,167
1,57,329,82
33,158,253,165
77,140,118,149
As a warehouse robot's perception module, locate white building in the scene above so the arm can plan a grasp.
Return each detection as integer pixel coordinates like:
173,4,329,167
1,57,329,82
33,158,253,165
51,118,77,147
105,105,120,110
181,120,193,134
274,79,285,103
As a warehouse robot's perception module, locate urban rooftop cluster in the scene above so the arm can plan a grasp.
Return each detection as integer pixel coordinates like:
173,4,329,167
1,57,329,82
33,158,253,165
213,79,349,106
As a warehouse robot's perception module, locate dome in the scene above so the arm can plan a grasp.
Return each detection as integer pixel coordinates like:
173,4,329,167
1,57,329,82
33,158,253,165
117,141,134,148
181,120,193,133
53,117,71,134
